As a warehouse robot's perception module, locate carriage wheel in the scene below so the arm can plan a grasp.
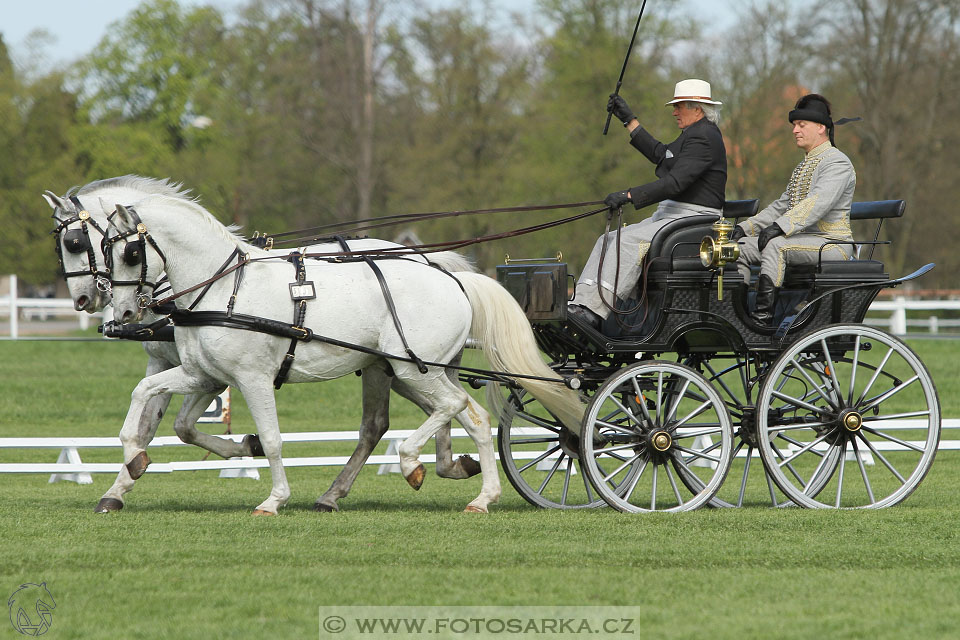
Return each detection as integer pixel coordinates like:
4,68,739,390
494,385,606,509
756,324,940,509
579,361,735,512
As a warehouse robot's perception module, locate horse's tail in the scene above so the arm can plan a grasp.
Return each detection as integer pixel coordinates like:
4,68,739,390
454,272,584,431
428,251,477,273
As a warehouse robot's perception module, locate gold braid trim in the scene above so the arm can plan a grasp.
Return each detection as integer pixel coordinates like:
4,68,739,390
817,217,853,239
784,194,819,234
636,241,651,265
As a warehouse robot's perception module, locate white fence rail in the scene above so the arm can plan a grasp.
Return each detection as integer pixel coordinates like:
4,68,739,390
0,275,104,338
4,274,960,338
865,297,960,335
1,421,957,483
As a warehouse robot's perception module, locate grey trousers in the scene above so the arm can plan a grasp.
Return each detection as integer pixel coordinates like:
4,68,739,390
736,234,850,286
574,200,721,318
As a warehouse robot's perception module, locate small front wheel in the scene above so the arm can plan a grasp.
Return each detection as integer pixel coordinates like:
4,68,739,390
579,361,735,512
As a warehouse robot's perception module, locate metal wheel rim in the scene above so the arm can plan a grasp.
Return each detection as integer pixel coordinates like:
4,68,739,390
579,361,735,513
756,324,940,509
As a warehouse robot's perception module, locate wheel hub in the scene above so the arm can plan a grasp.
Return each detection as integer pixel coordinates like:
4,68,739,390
839,409,863,432
650,430,672,452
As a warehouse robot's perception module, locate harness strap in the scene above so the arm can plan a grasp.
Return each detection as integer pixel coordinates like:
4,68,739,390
167,309,567,387
100,317,175,342
274,251,311,389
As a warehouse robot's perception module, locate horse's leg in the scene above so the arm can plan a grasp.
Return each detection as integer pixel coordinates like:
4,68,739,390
391,360,481,479
394,371,470,492
95,357,175,513
454,396,500,513
171,388,258,458
314,366,392,512
95,366,215,513
235,380,289,516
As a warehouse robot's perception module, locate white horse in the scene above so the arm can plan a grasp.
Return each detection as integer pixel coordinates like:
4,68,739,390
102,191,584,514
45,176,482,513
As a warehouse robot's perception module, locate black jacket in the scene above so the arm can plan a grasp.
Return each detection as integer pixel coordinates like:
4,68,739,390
627,117,727,210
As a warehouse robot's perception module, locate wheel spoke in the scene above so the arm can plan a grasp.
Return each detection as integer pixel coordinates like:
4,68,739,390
622,458,649,502
737,442,751,508
770,389,831,416
777,433,826,458
771,440,808,488
859,375,920,414
856,431,906,483
820,339,844,406
675,399,714,428
593,419,642,436
665,464,685,507
609,396,646,429
561,459,573,505
848,335,861,405
509,436,560,446
630,376,654,425
579,459,596,502
856,346,894,406
537,454,565,495
861,410,931,422
860,425,926,453
788,357,839,410
834,440,847,507
673,444,721,465
514,411,562,433
602,452,644,483
850,437,876,504
651,463,659,510
777,433,832,467
517,445,561,473
666,379,692,422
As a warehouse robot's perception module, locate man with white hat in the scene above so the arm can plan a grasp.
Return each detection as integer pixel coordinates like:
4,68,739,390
729,93,856,326
568,78,727,330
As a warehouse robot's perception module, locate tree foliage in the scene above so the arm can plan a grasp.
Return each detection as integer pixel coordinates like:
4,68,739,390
1,0,958,287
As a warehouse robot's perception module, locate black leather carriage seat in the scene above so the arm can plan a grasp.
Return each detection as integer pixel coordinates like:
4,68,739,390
784,200,903,284
646,199,760,273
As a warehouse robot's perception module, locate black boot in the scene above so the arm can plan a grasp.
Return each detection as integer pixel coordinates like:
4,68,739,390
567,304,603,331
751,274,778,326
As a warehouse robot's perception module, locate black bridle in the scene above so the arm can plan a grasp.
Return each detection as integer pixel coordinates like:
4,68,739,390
103,206,168,310
51,196,112,292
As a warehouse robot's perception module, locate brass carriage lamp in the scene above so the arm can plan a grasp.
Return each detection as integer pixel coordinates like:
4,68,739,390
699,217,741,300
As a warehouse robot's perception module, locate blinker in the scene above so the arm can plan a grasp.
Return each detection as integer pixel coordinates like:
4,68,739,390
123,242,143,266
63,229,90,254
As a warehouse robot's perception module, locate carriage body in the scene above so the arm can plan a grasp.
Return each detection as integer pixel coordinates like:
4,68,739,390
494,199,941,512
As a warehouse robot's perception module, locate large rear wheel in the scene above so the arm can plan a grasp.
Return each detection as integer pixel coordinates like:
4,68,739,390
756,324,940,508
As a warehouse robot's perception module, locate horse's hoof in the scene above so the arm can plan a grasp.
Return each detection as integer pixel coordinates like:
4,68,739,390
458,455,482,478
243,434,264,457
94,498,124,513
313,502,337,513
251,509,276,516
125,451,151,480
405,463,426,491
463,505,487,514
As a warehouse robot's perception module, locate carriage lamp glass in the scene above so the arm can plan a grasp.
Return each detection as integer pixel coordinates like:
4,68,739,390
699,217,741,300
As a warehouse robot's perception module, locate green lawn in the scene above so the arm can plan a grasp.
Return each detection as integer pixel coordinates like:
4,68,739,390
1,338,959,639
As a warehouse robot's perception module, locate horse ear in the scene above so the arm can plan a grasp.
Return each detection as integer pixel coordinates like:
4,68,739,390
43,191,67,216
112,203,137,233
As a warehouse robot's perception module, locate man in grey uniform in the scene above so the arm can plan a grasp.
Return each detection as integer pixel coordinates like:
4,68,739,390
730,93,856,326
569,79,727,330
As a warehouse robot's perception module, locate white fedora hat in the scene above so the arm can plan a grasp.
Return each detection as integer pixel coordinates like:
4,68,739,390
665,79,722,105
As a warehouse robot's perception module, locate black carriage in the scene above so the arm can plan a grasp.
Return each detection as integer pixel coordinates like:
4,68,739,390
494,199,940,511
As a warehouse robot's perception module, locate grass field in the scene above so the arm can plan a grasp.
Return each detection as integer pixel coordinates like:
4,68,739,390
1,338,959,639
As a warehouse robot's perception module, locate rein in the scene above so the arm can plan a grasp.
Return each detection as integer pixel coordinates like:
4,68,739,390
257,200,604,248
141,203,609,310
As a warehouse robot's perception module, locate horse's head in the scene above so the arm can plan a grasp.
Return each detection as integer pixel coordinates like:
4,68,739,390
44,190,111,312
105,203,166,324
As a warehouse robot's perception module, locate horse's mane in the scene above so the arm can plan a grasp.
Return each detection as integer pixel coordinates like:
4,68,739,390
140,194,252,249
74,175,251,248
69,175,194,201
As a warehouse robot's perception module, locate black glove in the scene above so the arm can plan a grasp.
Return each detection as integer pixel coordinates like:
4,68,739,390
758,224,785,251
604,189,632,210
728,225,746,242
607,94,636,126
